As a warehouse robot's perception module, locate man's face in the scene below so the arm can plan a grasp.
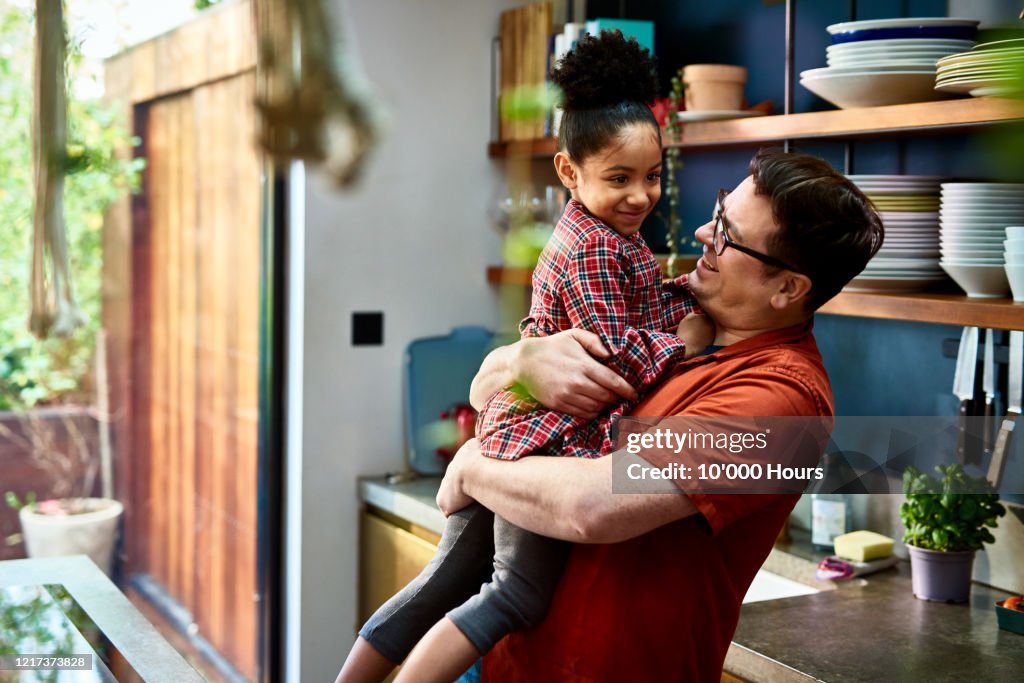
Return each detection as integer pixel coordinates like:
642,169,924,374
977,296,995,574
567,123,663,237
688,176,784,320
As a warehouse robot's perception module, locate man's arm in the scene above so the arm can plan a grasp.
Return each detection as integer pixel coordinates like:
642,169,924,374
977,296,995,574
468,329,637,418
437,439,698,544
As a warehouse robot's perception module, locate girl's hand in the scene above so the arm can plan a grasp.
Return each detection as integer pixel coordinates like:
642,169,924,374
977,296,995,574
677,313,715,359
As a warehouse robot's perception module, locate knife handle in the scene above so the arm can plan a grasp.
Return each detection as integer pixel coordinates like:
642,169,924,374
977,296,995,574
988,417,1016,488
983,400,995,453
957,401,970,464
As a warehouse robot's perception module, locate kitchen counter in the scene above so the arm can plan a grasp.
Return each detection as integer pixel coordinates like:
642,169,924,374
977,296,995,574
359,476,1024,682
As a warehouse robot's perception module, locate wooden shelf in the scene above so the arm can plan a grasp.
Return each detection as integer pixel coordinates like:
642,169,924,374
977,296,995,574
488,266,1024,330
487,97,1024,158
819,291,1024,330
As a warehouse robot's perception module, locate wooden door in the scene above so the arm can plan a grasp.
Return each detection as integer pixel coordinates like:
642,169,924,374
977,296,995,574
131,72,261,680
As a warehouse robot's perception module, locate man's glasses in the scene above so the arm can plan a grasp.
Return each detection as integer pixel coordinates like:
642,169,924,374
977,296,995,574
711,189,807,275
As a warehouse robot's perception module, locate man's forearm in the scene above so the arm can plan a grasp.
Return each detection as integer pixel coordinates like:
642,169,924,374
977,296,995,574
456,451,698,544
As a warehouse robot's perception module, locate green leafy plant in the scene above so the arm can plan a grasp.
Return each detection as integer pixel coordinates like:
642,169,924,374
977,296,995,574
0,5,143,411
660,68,697,276
900,464,1006,552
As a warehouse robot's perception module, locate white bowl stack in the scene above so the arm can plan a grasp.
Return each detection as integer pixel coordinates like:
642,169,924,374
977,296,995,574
939,183,1024,297
1006,226,1024,302
936,38,1024,97
844,175,946,292
801,18,978,108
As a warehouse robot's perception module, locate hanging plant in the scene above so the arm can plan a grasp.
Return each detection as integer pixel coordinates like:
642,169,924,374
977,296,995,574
662,69,696,276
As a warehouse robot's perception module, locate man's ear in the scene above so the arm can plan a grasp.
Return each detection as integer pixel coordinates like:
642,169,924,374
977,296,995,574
769,273,813,310
553,152,577,189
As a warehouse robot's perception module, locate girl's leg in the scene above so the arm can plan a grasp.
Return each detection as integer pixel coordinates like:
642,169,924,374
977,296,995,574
394,516,571,683
336,503,495,683
393,619,479,683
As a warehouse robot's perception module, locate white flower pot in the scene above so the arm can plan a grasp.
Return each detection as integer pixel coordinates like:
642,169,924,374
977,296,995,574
19,498,123,576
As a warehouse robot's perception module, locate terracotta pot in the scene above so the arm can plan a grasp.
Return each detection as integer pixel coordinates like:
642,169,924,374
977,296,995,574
19,498,123,577
683,64,748,112
907,544,976,603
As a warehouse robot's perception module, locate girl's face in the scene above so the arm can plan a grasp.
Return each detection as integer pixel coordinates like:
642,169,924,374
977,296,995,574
555,122,663,237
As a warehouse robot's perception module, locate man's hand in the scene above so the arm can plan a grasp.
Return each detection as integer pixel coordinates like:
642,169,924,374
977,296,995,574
436,438,480,516
677,313,715,359
516,329,637,419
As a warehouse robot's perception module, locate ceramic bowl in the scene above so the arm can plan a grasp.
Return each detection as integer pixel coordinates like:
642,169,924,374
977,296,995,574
830,26,978,45
1007,226,1024,240
800,70,955,108
940,261,1011,297
1005,239,1024,253
1006,264,1024,302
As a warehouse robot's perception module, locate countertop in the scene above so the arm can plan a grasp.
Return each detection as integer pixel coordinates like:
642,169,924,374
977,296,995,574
360,475,1024,682
0,555,204,682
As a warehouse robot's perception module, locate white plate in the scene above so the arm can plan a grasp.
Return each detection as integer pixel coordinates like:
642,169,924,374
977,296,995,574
828,38,975,51
942,182,1024,190
827,18,979,34
676,110,767,122
879,211,940,220
860,187,941,195
851,178,946,183
802,65,936,78
829,58,941,68
802,71,956,108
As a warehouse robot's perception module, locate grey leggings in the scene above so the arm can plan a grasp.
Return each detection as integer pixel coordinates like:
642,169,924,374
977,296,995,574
358,502,570,662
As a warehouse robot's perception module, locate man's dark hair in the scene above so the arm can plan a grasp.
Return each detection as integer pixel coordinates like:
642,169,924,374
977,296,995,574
750,149,884,310
551,30,661,162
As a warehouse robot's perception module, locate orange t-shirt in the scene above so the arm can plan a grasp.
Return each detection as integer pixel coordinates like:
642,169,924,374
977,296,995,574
482,321,834,683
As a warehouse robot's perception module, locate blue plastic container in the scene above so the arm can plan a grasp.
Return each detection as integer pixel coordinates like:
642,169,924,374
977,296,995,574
403,326,501,475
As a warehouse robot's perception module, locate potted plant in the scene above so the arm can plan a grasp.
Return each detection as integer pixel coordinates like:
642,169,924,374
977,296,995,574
900,464,1006,603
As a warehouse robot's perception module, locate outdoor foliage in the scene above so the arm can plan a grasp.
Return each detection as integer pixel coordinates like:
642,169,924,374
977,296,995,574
900,464,1006,553
0,5,143,411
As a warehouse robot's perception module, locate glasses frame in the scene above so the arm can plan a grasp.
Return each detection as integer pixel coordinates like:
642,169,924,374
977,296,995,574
712,189,808,276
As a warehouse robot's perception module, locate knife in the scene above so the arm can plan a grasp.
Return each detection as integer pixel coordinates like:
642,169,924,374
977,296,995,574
953,326,979,465
982,329,996,457
989,329,1022,488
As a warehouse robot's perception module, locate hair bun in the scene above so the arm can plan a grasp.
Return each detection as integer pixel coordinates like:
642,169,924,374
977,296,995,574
551,30,658,110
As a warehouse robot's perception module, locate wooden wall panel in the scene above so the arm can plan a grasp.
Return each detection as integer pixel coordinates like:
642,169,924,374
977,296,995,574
104,4,261,679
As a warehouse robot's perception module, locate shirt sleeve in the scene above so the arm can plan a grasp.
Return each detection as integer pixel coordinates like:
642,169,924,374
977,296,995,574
563,232,689,390
638,366,832,536
660,273,701,331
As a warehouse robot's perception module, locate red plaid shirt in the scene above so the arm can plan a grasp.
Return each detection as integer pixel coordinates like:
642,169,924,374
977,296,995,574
478,199,699,460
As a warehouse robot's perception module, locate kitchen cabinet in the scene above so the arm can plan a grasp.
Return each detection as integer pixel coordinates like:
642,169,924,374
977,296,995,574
358,508,440,627
487,96,1024,331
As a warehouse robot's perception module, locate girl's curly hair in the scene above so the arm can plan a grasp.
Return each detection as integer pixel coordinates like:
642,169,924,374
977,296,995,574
550,30,661,162
552,30,659,110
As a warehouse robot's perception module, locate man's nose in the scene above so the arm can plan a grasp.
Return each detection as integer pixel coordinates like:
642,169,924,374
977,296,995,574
694,220,714,245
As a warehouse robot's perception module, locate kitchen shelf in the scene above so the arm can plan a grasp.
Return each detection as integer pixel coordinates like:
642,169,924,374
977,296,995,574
818,290,1024,330
488,265,1024,330
487,97,1024,158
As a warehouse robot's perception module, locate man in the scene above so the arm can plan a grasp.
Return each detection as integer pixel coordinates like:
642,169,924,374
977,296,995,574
436,149,883,681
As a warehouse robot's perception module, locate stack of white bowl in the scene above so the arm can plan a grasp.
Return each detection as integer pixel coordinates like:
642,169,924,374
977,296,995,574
801,18,978,108
1006,226,1024,302
939,183,1024,297
936,38,1024,97
844,175,946,292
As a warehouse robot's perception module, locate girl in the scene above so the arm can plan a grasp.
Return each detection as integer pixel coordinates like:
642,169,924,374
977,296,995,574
337,31,710,683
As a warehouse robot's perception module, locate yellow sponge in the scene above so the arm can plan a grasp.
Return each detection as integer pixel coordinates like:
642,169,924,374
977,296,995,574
833,530,894,562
